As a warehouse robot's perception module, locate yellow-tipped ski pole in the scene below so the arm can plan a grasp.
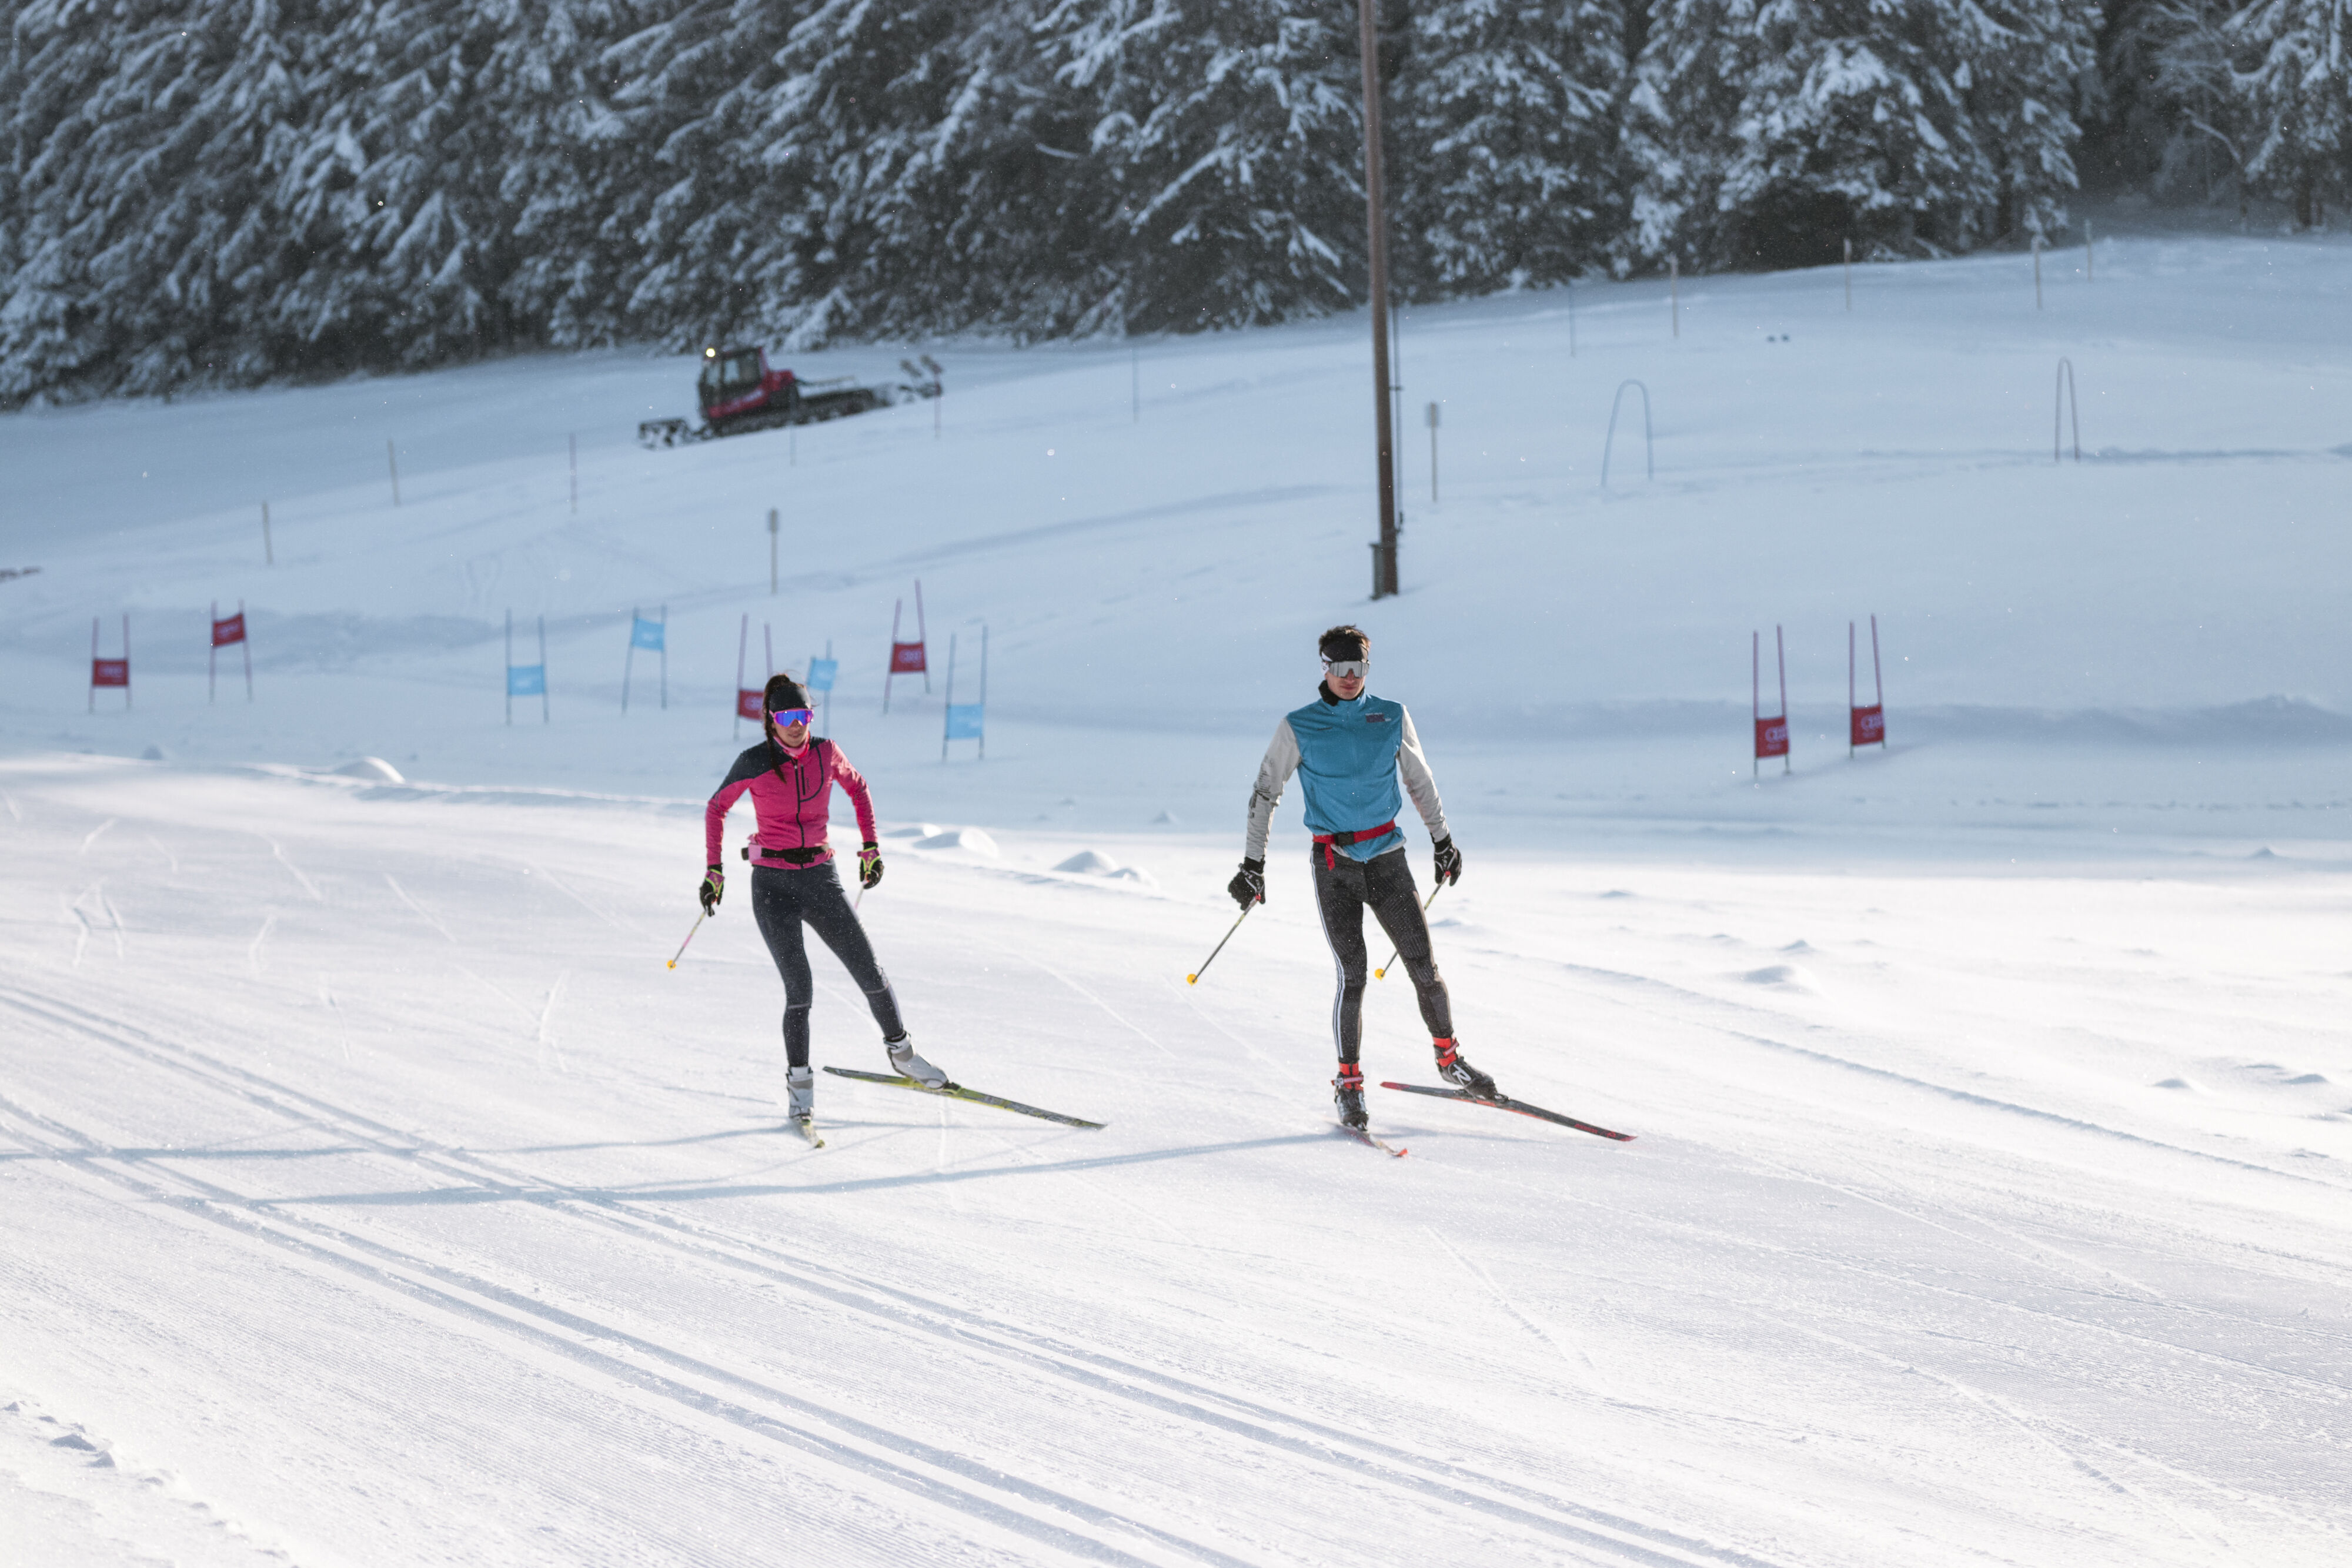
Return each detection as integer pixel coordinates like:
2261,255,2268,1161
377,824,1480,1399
1374,884,1444,979
667,910,707,969
1185,902,1255,985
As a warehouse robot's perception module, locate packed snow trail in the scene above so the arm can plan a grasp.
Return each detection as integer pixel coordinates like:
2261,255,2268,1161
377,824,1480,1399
4,756,2347,1566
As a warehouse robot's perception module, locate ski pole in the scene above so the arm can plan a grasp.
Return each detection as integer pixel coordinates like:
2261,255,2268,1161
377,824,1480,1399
1185,902,1255,985
1373,884,1443,979
667,910,706,969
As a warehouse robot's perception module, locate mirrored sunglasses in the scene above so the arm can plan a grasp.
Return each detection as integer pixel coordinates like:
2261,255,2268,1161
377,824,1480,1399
1322,658,1368,680
769,707,814,727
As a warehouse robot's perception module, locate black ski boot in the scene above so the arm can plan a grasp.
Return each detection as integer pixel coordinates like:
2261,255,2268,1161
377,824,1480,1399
1433,1038,1496,1099
1333,1062,1368,1130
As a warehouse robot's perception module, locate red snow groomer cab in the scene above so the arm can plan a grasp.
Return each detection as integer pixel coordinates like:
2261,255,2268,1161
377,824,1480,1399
639,345,906,447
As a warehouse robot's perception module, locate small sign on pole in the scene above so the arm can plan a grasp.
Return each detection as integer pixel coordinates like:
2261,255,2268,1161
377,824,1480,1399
1753,627,1789,777
210,601,251,703
883,580,930,713
91,614,130,712
807,643,838,736
506,610,548,724
1850,616,1887,754
941,624,987,761
623,607,666,712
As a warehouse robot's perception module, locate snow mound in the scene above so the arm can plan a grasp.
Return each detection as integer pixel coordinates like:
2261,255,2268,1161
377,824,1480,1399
139,744,168,761
1741,964,1819,991
913,827,998,857
1109,867,1158,888
1782,939,1816,953
332,757,405,783
1054,850,1121,874
2284,1072,2331,1085
1150,809,1180,825
2154,1077,2199,1091
884,823,943,840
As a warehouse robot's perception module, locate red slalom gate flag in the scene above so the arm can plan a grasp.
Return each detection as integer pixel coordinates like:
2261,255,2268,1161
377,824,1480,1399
92,658,129,688
1754,716,1789,759
211,611,246,647
1850,705,1885,747
889,640,927,674
736,688,764,722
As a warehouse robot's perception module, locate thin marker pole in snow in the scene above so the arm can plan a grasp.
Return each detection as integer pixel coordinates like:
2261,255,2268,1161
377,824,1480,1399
1669,256,1679,339
240,599,252,702
1843,238,1852,312
1374,884,1442,979
941,633,957,763
1776,624,1789,776
1185,903,1254,986
211,599,219,706
623,606,637,714
388,439,400,506
1871,614,1885,737
261,501,273,565
2054,357,2080,463
768,507,779,595
1426,401,1440,504
734,613,749,738
916,580,930,693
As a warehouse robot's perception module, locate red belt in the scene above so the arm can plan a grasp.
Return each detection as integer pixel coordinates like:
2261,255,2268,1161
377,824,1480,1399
1311,821,1396,868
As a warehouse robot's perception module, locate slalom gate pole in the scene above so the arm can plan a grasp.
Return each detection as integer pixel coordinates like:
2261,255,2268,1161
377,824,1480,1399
666,911,706,970
1374,883,1442,979
1185,903,1254,986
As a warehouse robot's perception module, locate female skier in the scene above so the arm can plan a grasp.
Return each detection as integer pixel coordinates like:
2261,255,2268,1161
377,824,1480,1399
701,673,947,1130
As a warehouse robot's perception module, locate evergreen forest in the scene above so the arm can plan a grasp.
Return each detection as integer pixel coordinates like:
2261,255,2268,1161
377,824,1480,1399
1,1,2343,404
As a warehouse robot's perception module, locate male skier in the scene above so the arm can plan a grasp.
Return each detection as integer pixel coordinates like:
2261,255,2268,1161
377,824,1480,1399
1230,625,1495,1131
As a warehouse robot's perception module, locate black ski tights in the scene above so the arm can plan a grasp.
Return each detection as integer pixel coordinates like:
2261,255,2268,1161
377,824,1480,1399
1310,845,1452,1064
749,864,904,1068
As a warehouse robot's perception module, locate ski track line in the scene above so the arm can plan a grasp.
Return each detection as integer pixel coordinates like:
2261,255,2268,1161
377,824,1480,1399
1391,1131,2352,1404
0,982,1792,1568
1508,945,2352,1195
0,1090,1244,1568
144,831,179,873
255,834,321,902
1723,1299,2234,1563
383,873,458,944
1424,1226,1612,1399
80,816,116,854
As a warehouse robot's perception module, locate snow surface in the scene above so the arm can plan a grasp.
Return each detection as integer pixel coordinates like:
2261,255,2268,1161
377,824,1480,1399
5,233,2351,1566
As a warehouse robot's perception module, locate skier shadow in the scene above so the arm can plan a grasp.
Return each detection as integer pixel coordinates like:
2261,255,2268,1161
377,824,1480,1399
272,1134,1329,1208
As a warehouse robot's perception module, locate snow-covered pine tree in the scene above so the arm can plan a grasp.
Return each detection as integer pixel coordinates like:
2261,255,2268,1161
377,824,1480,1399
750,0,1107,345
486,1,662,349
1629,0,2097,270
1391,0,1629,295
1,0,327,402
2227,0,2351,226
1047,0,1367,332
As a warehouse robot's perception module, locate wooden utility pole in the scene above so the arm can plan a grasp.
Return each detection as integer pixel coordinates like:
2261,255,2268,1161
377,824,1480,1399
1357,0,1398,600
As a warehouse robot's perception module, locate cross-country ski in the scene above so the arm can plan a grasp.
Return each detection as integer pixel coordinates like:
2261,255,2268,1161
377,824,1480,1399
1379,1082,1635,1142
824,1067,1107,1130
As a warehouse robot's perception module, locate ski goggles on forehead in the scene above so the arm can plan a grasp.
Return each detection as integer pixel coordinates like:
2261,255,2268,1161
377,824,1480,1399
768,707,814,727
1321,657,1368,679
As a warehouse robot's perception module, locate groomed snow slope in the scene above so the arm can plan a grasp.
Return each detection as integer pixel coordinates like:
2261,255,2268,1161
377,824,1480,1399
4,230,2351,1566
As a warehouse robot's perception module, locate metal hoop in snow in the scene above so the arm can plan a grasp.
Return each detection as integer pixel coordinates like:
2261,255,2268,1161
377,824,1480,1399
2054,357,2080,464
1601,379,1653,488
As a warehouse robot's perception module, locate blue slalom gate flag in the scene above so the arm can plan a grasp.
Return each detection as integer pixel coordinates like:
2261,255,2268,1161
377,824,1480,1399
507,664,546,697
806,656,838,693
944,703,984,740
630,617,664,651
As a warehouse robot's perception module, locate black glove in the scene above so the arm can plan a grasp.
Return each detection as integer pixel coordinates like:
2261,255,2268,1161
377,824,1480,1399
1227,858,1265,911
699,865,724,914
1432,837,1462,887
857,841,884,890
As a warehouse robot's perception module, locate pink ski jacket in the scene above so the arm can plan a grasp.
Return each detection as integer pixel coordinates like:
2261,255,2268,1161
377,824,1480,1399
705,737,877,869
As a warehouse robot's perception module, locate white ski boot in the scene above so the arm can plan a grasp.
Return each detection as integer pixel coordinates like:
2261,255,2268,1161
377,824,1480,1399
886,1034,948,1089
787,1065,815,1122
